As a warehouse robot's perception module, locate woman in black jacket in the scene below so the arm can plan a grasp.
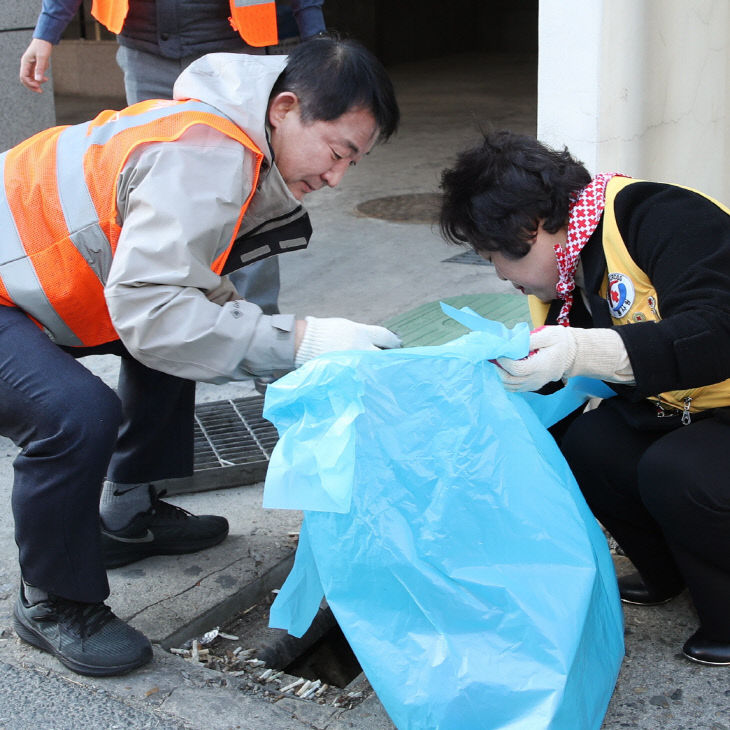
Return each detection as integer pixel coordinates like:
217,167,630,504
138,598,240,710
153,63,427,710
439,129,730,665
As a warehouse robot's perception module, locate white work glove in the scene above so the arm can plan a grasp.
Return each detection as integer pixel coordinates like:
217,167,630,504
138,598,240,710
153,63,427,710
295,316,402,367
495,325,633,392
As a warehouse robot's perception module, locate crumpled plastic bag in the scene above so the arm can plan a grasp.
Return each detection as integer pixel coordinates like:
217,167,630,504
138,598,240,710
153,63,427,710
263,306,623,730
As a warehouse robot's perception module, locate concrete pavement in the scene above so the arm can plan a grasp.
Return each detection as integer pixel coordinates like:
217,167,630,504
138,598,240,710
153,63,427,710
1,52,729,729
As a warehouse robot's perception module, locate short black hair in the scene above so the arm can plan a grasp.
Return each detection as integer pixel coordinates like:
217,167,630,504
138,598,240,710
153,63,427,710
439,130,591,258
271,36,399,142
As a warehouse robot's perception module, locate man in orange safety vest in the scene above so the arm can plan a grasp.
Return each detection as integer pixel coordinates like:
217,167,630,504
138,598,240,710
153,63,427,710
2,37,399,677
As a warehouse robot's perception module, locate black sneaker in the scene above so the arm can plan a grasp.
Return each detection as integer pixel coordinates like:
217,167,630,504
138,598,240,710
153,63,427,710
14,586,152,677
101,490,229,568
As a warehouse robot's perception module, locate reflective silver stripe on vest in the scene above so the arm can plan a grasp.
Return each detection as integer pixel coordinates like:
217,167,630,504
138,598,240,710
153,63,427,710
56,123,114,284
85,100,228,147
53,100,234,286
0,151,84,346
1,102,239,346
232,0,272,7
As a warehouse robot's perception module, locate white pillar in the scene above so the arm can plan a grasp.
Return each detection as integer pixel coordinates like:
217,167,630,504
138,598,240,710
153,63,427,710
538,0,730,202
538,0,604,174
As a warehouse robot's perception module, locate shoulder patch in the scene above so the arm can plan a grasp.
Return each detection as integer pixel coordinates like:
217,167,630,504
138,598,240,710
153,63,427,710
606,272,635,319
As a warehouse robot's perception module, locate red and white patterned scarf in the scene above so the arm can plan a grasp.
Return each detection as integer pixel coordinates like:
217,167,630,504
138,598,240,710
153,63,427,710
554,172,625,325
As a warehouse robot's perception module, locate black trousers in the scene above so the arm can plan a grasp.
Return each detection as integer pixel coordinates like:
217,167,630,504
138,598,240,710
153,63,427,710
560,400,730,640
0,306,194,603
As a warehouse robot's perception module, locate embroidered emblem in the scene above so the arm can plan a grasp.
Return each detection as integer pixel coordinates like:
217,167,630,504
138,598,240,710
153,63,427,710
607,272,635,318
632,312,647,322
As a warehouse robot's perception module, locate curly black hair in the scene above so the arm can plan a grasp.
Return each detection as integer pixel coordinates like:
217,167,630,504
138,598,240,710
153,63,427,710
439,130,591,258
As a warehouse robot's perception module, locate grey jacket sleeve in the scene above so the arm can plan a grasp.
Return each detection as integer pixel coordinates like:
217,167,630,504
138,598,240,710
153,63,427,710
105,125,296,383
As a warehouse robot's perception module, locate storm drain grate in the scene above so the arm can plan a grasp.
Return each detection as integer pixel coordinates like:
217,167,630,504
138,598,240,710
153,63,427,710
442,249,492,266
164,395,278,495
194,395,277,471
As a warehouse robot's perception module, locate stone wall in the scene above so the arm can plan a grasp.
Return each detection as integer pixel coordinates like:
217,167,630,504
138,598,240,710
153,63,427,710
0,0,55,150
53,40,125,97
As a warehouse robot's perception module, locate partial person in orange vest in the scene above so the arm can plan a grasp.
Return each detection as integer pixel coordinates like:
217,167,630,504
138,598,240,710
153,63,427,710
439,130,730,666
20,0,326,99
3,37,400,677
20,1,327,316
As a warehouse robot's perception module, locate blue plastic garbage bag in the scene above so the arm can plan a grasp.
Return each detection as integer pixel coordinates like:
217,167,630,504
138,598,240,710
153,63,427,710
263,310,624,730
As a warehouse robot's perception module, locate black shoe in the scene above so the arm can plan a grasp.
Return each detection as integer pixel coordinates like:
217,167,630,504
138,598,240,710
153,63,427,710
13,586,152,677
618,571,682,606
101,490,229,568
682,629,730,666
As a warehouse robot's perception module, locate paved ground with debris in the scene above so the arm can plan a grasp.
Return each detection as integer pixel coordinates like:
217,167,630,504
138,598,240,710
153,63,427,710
1,53,729,729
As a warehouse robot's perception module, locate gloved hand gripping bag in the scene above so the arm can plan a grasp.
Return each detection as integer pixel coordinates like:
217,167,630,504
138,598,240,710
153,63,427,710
263,310,623,730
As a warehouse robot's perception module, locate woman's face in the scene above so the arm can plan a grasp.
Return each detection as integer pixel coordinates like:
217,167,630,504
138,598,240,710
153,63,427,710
481,223,566,302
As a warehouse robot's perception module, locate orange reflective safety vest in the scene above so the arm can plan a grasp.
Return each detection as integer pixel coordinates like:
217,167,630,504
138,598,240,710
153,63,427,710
90,0,278,47
0,99,264,347
90,0,128,34
228,0,279,47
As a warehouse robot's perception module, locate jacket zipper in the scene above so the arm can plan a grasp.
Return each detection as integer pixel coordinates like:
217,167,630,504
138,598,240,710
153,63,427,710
681,396,693,425
655,395,693,425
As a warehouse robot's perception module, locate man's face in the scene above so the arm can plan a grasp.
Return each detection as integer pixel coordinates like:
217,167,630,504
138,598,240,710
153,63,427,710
481,223,566,302
268,92,379,200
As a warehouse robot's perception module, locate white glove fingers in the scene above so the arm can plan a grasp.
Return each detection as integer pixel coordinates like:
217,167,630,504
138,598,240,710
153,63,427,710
496,370,531,392
494,354,532,376
295,316,402,367
365,325,402,349
528,325,561,350
494,325,577,392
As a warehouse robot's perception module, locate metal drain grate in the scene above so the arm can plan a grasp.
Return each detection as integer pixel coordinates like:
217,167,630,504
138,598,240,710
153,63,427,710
442,249,492,266
162,395,279,495
194,396,276,470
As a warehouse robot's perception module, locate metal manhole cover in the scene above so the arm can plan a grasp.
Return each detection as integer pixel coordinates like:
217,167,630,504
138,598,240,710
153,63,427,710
355,193,442,224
